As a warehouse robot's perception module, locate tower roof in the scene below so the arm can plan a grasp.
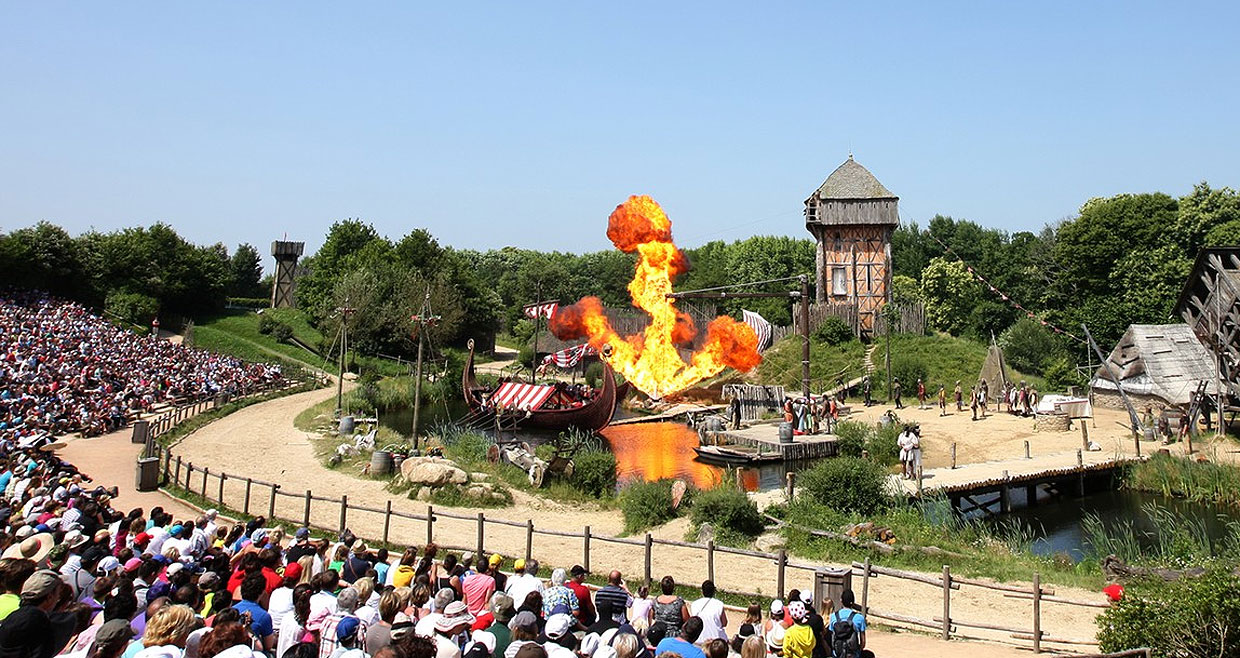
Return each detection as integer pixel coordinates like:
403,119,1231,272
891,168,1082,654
811,155,897,200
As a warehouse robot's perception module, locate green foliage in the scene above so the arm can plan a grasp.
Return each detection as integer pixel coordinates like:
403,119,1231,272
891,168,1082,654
834,421,869,457
270,322,294,343
1125,453,1240,508
890,274,921,303
568,448,618,498
888,354,928,393
812,315,854,345
1097,568,1240,658
1000,318,1062,376
868,422,901,467
920,257,978,335
229,297,270,309
691,484,765,543
257,313,279,334
228,243,265,298
869,334,1046,399
438,427,493,467
429,484,513,508
104,291,160,326
584,362,604,388
620,479,693,534
755,336,867,391
797,456,892,516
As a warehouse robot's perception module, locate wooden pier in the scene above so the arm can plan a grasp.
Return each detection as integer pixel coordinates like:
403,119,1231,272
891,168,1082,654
703,423,839,460
610,404,726,426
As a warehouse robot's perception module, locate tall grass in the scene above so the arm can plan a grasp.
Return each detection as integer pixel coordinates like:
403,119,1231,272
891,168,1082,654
1082,501,1240,568
1125,452,1240,507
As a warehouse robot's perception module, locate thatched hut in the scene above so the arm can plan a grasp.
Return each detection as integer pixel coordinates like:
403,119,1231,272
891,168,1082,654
1091,324,1218,411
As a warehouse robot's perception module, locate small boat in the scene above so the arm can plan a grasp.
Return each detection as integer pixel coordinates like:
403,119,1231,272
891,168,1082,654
463,339,620,432
693,445,783,465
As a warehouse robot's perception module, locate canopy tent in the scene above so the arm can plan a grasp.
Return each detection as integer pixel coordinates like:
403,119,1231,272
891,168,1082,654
490,382,556,411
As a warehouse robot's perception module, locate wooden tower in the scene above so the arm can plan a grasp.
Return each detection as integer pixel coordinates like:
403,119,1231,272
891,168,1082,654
1175,246,1240,406
804,155,898,334
270,241,305,309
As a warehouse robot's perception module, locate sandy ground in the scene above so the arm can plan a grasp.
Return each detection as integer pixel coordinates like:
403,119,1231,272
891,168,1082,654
100,383,1102,656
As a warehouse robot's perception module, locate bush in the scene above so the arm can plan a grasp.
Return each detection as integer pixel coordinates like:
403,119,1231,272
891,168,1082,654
889,354,928,394
105,291,159,326
584,362,604,388
620,479,692,534
1000,318,1061,376
691,484,764,542
439,428,492,467
812,316,854,346
257,313,278,334
1098,567,1240,657
868,423,901,467
270,322,294,343
834,421,869,458
569,448,618,498
229,297,270,309
798,457,892,516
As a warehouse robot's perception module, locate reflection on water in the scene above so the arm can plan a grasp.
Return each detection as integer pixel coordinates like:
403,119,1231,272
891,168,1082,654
601,421,812,492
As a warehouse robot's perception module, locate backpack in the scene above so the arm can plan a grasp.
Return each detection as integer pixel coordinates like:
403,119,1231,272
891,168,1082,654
831,610,861,658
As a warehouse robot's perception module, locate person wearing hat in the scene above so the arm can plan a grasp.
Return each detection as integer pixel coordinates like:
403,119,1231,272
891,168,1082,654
328,616,366,658
415,588,457,639
566,566,596,627
483,593,515,656
0,570,70,658
341,541,372,585
90,618,137,658
764,599,787,655
433,601,475,658
487,555,507,593
541,613,577,658
781,601,814,658
502,560,543,611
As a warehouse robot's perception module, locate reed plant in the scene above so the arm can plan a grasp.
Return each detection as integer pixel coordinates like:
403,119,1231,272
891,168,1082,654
1125,452,1240,507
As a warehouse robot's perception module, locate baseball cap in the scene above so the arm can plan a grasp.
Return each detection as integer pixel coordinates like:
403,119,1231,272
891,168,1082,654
283,562,303,581
198,572,221,589
545,613,573,640
20,570,63,602
295,527,310,541
336,616,361,641
769,599,784,615
133,532,151,547
490,593,515,623
95,620,135,647
513,558,526,571
508,611,538,634
489,553,503,567
570,565,587,577
97,556,121,575
166,563,185,577
798,590,813,605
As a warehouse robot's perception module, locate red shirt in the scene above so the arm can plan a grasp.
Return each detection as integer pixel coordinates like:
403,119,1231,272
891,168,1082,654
567,581,595,623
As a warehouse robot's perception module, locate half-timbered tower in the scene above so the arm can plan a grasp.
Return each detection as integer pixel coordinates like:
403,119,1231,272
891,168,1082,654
804,155,897,334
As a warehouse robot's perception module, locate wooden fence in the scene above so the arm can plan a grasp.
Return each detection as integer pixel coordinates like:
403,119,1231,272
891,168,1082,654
148,443,1103,653
771,301,926,343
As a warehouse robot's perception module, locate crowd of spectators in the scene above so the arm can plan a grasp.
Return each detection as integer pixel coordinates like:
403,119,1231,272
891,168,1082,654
0,291,283,445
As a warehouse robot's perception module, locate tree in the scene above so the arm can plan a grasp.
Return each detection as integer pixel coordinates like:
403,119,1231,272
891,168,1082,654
1175,182,1240,252
1000,317,1063,375
920,258,978,335
228,243,264,298
0,222,84,297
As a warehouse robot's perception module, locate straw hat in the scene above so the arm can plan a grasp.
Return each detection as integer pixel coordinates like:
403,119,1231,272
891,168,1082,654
3,533,55,562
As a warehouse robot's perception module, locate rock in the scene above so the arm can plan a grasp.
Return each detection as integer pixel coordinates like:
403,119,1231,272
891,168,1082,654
469,472,490,482
400,456,468,487
754,532,786,553
697,523,715,544
414,487,432,501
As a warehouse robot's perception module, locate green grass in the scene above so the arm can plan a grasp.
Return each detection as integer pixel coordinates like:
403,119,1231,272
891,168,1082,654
755,337,869,390
1125,452,1240,508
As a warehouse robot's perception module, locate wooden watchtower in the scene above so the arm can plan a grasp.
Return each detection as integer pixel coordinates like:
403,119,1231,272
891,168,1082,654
804,155,898,334
270,240,304,309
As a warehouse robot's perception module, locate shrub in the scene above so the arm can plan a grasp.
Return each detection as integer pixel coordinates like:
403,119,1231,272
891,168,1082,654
889,354,928,394
1097,567,1240,657
620,479,692,534
270,322,294,343
257,312,278,334
867,423,901,467
798,457,892,516
584,362,604,388
439,428,492,466
105,291,159,326
691,484,764,542
429,483,512,508
999,317,1061,376
569,448,618,498
834,421,870,458
812,316,854,346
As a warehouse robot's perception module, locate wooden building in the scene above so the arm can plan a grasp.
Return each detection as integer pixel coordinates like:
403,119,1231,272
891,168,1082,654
1090,324,1217,411
1175,247,1240,405
804,155,897,334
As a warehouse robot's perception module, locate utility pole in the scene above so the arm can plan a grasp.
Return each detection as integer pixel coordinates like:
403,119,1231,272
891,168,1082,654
885,306,893,402
799,275,812,400
531,283,542,384
334,301,356,415
410,290,440,448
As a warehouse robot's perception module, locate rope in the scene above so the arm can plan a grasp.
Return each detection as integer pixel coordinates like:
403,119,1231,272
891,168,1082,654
673,274,809,296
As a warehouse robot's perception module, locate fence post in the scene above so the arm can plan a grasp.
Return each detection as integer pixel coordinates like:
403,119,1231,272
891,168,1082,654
525,520,534,561
785,472,796,500
339,495,348,533
643,533,653,587
244,478,252,515
268,484,277,521
303,490,312,527
175,456,183,487
186,463,193,489
218,473,226,503
777,550,787,600
951,443,957,469
861,558,871,616
476,513,485,557
427,506,435,545
1032,573,1042,654
941,565,951,640
707,540,715,583
583,526,591,574
202,467,209,497
1024,440,1031,459
383,500,392,545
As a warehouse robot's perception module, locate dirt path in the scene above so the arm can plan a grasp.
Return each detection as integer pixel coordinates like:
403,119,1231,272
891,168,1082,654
158,387,1107,655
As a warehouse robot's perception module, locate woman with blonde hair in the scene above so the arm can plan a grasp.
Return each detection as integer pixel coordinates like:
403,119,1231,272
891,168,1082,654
740,635,765,658
136,604,199,658
296,555,315,584
612,633,640,658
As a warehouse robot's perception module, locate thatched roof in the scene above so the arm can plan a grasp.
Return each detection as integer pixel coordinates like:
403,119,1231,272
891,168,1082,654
1091,324,1218,405
810,155,897,200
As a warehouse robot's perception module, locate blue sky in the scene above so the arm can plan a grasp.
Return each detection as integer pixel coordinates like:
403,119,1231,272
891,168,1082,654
2,3,1237,267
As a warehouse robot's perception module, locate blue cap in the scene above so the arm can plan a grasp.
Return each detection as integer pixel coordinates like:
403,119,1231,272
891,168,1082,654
336,616,361,641
169,525,184,535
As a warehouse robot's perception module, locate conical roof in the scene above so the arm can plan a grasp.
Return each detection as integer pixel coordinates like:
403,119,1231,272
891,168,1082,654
812,155,896,200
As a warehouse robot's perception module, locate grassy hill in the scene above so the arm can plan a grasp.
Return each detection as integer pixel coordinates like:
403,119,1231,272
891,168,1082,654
192,308,329,371
755,332,1047,397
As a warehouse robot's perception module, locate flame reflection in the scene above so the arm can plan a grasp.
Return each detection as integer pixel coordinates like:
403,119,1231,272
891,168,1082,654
601,422,723,490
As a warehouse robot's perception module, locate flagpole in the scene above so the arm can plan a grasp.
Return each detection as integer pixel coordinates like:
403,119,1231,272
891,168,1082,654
531,283,541,384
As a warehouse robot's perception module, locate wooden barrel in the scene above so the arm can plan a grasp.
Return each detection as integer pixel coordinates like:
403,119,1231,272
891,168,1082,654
370,450,393,475
339,415,356,434
391,454,405,473
779,422,794,443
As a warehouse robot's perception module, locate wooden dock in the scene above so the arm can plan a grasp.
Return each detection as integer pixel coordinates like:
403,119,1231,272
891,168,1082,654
891,449,1144,514
610,404,727,426
703,423,839,460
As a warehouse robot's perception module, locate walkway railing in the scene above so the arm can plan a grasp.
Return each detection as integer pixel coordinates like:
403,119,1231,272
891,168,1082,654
153,442,1104,653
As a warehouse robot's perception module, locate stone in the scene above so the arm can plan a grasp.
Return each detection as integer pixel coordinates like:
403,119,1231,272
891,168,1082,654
697,523,715,544
400,456,468,487
754,532,786,553
469,472,491,482
414,487,432,502
467,485,491,499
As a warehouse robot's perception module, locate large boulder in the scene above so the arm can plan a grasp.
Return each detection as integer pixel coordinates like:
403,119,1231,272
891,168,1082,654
400,456,468,487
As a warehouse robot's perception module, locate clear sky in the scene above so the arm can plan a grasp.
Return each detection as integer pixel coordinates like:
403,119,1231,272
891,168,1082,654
2,2,1237,267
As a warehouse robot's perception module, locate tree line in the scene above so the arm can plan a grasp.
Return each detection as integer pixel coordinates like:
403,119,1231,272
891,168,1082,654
3,182,1236,369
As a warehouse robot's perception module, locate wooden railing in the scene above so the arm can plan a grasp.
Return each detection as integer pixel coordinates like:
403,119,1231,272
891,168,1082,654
154,444,1105,653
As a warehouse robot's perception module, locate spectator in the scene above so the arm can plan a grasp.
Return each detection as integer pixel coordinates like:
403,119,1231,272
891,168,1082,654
540,614,575,658
827,590,871,658
651,578,687,639
653,616,705,658
461,561,495,617
503,561,542,612
432,602,474,658
319,587,367,658
485,593,515,657
134,604,198,658
564,566,595,627
232,573,275,651
487,556,506,594
782,602,814,658
502,611,538,658
593,572,632,625
0,570,72,658
687,581,726,644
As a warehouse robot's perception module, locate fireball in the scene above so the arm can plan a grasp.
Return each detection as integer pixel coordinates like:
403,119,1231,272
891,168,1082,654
551,195,762,398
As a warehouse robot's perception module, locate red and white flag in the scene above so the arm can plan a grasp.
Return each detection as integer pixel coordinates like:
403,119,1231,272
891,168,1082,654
523,301,559,320
541,343,598,369
742,309,773,352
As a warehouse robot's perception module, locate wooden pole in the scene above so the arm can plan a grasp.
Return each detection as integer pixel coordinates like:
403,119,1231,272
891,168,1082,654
1024,440,1031,459
303,490,312,527
476,513,485,557
951,443,957,469
861,558,871,616
644,533,653,587
268,484,277,521
941,565,952,640
1082,323,1141,456
800,275,811,400
1000,471,1011,514
785,472,796,500
707,540,716,583
339,494,348,533
777,550,787,600
175,456,182,487
1032,572,1042,654
217,473,225,503
243,477,252,515
383,500,393,545
427,505,435,545
525,520,534,561
201,467,209,497
583,526,591,574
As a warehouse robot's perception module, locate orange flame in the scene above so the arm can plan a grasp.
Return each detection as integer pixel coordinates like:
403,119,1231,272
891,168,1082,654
551,195,762,398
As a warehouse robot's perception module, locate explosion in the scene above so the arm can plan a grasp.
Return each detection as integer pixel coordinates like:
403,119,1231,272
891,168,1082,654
551,195,762,398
